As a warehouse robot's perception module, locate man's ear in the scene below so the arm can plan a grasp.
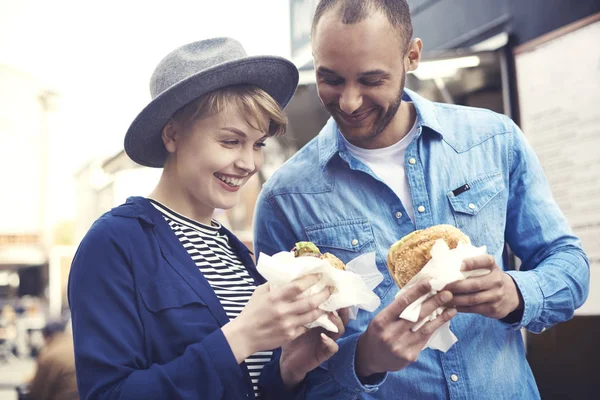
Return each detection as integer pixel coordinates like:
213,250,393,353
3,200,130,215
405,38,423,72
162,120,179,154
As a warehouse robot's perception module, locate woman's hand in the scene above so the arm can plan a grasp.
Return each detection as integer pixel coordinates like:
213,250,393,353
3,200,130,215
222,274,331,363
279,309,349,388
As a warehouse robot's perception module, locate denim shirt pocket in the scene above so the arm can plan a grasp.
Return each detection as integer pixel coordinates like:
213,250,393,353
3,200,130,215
447,172,506,254
305,219,376,258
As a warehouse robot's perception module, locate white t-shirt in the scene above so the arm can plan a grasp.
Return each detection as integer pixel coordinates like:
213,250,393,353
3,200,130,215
343,119,418,223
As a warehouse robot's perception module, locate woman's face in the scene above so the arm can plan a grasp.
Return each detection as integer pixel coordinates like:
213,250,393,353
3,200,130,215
163,104,267,219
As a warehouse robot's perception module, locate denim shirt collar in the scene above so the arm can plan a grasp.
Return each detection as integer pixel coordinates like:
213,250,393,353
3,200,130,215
317,88,445,169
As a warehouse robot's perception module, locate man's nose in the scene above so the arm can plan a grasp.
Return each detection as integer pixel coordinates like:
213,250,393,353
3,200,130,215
338,85,363,115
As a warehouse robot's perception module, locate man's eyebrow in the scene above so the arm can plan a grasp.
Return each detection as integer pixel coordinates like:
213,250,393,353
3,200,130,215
358,69,390,78
316,67,338,75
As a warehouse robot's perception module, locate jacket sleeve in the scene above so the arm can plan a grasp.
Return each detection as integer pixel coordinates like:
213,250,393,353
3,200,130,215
68,216,245,399
503,116,590,333
253,191,386,399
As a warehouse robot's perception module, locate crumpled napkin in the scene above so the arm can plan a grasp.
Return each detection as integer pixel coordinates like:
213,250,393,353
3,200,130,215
396,239,489,352
257,251,382,332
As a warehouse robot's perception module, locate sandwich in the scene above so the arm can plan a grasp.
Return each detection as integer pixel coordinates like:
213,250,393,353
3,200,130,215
292,241,346,271
386,224,470,287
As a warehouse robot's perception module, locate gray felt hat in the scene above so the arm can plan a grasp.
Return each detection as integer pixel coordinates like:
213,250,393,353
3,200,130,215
124,37,299,167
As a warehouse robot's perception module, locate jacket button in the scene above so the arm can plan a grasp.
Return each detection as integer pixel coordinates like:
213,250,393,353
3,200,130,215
351,239,359,246
451,374,459,382
408,158,416,165
417,206,425,213
395,211,402,218
468,203,476,210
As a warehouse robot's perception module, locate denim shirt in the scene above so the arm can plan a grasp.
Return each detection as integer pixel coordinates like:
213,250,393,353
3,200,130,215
253,89,589,399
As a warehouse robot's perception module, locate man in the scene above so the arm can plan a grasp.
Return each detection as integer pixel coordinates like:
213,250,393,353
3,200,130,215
253,0,590,398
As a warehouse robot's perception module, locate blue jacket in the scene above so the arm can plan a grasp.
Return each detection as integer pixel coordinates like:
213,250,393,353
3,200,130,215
68,196,290,399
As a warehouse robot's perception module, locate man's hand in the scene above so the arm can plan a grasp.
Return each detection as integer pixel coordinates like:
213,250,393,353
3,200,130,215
355,281,456,377
444,254,523,319
280,309,350,388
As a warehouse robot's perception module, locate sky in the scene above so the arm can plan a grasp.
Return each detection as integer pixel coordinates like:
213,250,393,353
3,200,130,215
0,0,292,223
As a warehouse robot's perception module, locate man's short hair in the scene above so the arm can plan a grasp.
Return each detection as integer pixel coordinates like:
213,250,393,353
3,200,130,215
311,0,413,50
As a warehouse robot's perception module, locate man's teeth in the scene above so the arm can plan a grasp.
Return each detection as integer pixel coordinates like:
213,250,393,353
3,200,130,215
216,174,242,187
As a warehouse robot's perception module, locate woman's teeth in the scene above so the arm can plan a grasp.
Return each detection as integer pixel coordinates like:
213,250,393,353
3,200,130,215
215,174,242,187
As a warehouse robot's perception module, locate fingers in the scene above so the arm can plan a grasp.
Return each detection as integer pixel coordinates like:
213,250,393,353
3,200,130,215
292,307,328,327
328,312,345,339
288,286,332,315
461,254,496,272
278,274,322,300
445,268,501,294
338,308,351,326
418,290,453,321
452,288,500,308
381,280,432,323
415,307,457,337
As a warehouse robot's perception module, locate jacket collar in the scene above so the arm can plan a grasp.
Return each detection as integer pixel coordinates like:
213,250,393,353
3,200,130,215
112,197,262,327
317,88,446,169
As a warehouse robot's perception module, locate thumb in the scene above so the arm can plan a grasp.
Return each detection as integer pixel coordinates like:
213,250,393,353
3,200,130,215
319,333,339,359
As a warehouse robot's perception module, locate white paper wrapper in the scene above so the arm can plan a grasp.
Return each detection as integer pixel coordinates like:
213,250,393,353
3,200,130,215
257,251,382,332
396,239,489,352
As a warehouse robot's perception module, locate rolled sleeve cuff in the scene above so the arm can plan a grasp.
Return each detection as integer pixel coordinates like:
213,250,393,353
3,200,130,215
327,333,386,393
202,328,245,387
505,270,545,333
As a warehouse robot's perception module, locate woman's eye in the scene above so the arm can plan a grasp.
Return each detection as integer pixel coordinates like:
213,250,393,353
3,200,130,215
254,142,267,149
222,140,239,146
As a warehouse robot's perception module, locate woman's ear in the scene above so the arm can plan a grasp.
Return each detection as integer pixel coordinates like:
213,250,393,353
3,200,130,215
162,120,179,154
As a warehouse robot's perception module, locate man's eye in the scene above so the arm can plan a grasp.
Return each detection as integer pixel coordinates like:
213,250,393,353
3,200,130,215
361,79,384,86
323,77,343,86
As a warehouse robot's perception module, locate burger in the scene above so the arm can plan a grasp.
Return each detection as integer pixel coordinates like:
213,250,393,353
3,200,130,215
292,242,346,271
386,224,470,287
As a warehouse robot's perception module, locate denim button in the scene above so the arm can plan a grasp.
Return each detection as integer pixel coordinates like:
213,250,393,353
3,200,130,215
351,239,359,246
451,374,459,382
395,211,402,218
408,158,416,165
417,206,425,213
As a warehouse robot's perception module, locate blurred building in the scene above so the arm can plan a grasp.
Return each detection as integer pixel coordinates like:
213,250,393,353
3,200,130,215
0,64,53,306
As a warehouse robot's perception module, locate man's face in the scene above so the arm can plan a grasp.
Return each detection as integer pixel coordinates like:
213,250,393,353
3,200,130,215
312,10,418,148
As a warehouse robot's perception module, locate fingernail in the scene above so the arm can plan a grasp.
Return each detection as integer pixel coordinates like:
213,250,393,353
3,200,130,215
460,262,466,270
332,310,339,317
320,333,329,341
441,292,451,302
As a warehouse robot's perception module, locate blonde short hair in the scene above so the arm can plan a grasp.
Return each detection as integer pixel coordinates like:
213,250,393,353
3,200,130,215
171,84,288,137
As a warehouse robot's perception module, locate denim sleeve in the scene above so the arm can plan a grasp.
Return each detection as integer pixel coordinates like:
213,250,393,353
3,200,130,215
503,117,590,333
253,192,386,397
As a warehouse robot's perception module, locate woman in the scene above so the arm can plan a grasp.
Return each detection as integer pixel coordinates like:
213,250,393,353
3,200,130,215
68,38,345,400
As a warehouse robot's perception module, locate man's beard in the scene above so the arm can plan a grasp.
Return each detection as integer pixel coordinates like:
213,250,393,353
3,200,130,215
332,79,405,143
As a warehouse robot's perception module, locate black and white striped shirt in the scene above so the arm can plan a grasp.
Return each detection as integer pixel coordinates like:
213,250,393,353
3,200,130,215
150,200,272,398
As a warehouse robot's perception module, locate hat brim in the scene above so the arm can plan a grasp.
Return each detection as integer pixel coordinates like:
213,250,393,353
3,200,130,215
124,56,299,167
